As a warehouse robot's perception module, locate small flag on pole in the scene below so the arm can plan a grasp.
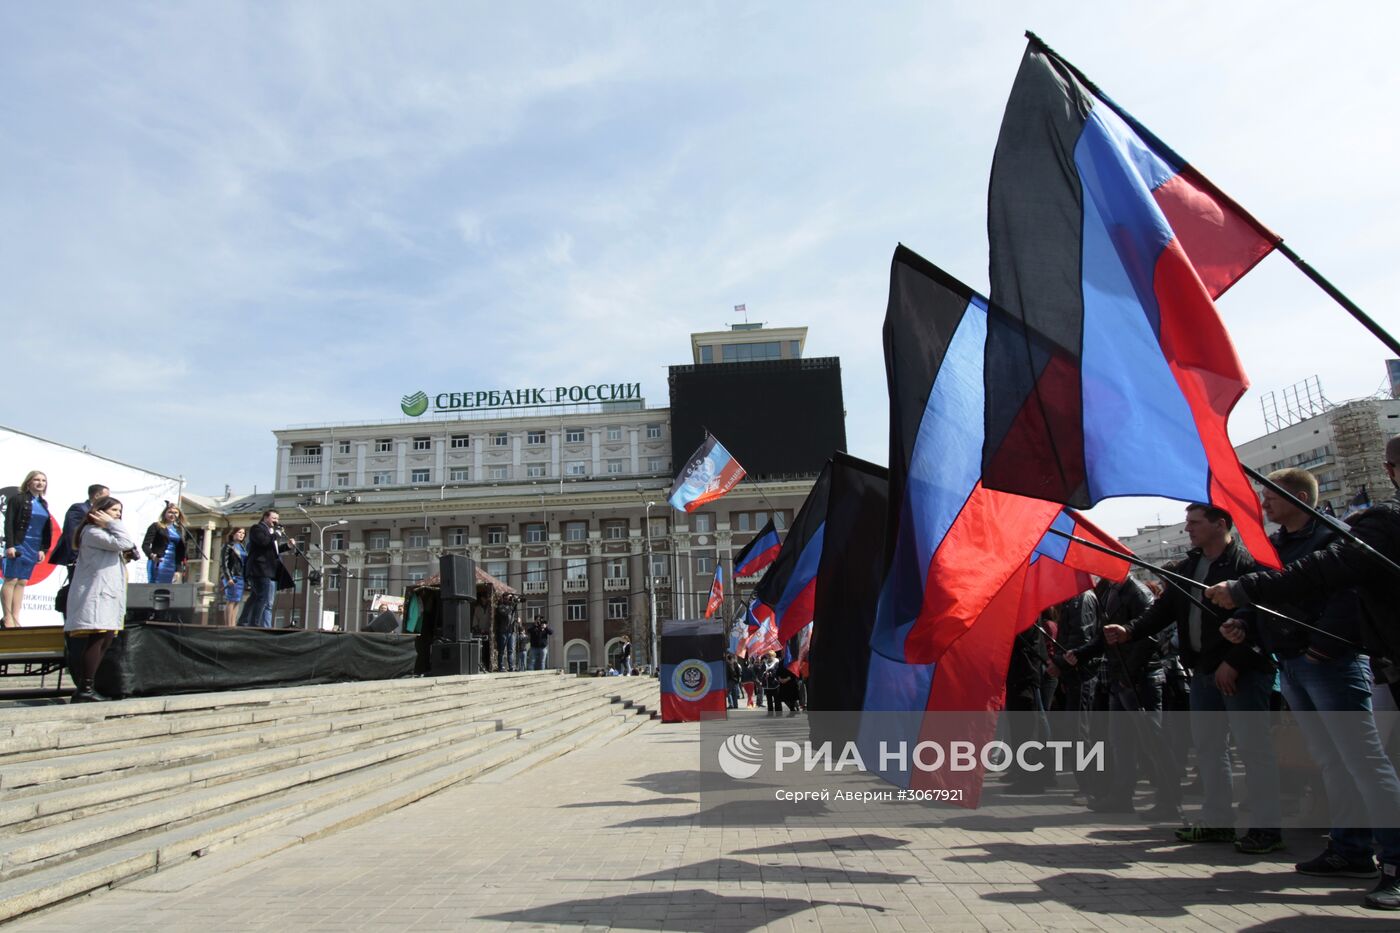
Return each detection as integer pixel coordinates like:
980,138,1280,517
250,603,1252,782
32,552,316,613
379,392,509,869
732,519,781,579
704,564,724,619
667,434,746,513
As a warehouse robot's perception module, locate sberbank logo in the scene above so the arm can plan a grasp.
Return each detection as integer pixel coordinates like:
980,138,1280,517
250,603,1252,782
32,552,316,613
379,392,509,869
400,391,429,417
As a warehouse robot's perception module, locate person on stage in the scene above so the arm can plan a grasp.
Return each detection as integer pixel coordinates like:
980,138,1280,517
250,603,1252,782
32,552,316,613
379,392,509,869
142,503,188,584
3,470,52,628
47,483,109,572
64,496,140,702
239,510,294,628
220,526,249,627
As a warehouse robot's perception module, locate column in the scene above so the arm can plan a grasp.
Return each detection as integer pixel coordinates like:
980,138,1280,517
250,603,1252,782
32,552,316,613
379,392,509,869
473,437,484,477
276,443,292,491
319,447,331,489
588,538,605,666
547,539,564,670
199,523,215,584
395,440,408,484
628,537,645,653
434,436,446,480
512,434,523,471
507,543,522,594
590,429,601,475
629,427,640,473
355,442,367,487
550,431,561,477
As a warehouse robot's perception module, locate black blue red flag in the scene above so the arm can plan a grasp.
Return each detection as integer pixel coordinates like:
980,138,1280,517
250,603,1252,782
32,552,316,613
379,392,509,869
751,461,829,644
667,434,746,513
984,33,1279,566
703,564,724,619
732,519,781,579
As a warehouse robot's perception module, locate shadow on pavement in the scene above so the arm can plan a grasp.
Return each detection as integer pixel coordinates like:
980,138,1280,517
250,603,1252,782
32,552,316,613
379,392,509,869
730,833,909,855
480,888,881,932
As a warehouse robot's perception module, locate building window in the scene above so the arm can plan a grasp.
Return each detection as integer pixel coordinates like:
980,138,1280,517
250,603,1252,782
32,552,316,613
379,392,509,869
721,341,781,362
566,600,587,621
326,571,342,592
606,426,622,441
328,532,346,551
566,642,589,675
448,528,467,546
564,521,587,542
406,531,429,548
788,340,800,358
565,428,585,444
607,597,628,620
367,570,388,590
492,432,509,447
450,467,470,482
295,475,316,489
334,473,350,488
411,468,430,483
451,435,470,449
367,531,390,550
699,345,713,363
650,554,669,577
565,461,587,476
303,445,321,457
607,558,627,578
337,441,351,455
646,424,662,439
412,437,431,451
696,554,713,574
488,465,509,480
692,513,714,533
774,511,788,531
604,521,627,540
566,558,587,580
485,560,508,579
606,460,624,475
648,517,667,537
526,463,547,478
527,430,546,445
375,439,392,453
408,570,427,584
525,560,546,583
524,523,546,543
372,471,392,486
647,457,666,472
485,526,506,545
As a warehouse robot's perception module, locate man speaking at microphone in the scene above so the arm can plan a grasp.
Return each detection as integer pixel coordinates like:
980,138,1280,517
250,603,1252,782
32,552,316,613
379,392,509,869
238,509,295,629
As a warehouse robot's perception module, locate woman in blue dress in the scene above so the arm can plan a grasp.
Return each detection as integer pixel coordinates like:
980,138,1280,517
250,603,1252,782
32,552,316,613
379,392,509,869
141,504,188,584
2,470,52,628
220,526,248,626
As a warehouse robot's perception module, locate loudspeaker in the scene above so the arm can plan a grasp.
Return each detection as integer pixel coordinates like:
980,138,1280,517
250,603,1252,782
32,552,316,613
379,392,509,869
430,638,482,676
437,600,471,642
365,611,399,634
439,555,477,601
125,583,199,624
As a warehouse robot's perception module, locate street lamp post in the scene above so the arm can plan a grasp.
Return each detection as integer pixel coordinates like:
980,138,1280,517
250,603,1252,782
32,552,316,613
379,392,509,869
296,506,346,631
644,500,659,672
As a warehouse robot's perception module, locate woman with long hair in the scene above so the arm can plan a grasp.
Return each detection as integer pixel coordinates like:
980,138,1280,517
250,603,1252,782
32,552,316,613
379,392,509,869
220,526,248,627
65,496,139,702
142,502,187,584
3,470,52,628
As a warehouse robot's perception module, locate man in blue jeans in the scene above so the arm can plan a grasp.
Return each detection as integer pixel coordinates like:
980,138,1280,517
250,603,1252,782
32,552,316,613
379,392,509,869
238,510,293,629
1104,502,1282,854
1216,467,1400,911
526,617,552,670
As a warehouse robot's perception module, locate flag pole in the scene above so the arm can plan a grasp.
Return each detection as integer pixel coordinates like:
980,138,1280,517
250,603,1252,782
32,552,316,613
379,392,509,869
1047,528,1362,649
1242,464,1400,581
1026,31,1400,359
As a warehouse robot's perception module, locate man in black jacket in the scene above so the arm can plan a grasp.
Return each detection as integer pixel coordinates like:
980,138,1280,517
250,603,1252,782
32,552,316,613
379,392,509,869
48,484,108,570
238,510,293,629
1209,442,1400,910
1104,503,1281,854
1048,592,1100,799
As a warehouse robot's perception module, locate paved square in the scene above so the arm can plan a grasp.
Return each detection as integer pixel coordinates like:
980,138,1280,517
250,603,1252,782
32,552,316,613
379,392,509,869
6,707,1393,932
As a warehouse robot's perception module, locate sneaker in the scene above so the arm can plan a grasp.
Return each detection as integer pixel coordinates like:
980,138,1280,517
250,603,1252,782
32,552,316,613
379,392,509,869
1235,831,1286,855
1367,864,1400,910
1296,847,1379,879
1175,824,1236,844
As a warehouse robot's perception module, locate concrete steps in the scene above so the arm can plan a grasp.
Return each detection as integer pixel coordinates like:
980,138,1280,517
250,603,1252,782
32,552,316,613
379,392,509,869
0,672,656,921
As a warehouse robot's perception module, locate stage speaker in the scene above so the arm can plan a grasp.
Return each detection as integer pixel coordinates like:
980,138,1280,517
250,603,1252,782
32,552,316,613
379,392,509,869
430,638,482,676
439,555,477,601
365,611,400,634
437,600,471,642
125,582,199,624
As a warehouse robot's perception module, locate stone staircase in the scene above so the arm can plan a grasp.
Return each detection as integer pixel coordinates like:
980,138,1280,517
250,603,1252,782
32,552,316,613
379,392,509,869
0,671,657,921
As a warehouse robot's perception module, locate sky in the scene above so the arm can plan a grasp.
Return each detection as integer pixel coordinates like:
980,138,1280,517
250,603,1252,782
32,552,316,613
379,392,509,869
3,2,1398,538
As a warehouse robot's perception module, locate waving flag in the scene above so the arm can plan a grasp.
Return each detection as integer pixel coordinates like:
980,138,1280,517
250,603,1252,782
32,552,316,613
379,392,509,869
668,434,746,513
732,519,781,579
704,564,724,619
984,34,1279,566
752,462,830,644
1020,509,1132,623
740,609,781,659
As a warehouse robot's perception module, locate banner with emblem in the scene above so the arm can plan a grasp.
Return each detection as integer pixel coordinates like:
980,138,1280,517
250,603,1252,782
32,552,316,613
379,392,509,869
659,618,728,722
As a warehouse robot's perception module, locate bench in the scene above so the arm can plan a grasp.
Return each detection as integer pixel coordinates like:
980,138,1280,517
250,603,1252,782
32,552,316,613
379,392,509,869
0,625,68,693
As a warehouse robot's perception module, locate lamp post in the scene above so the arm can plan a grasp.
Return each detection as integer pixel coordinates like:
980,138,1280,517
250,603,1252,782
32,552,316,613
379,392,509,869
296,506,346,631
644,500,659,672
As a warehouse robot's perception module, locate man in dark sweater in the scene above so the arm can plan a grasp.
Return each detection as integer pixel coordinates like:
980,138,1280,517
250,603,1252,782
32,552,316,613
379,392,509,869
1103,503,1280,854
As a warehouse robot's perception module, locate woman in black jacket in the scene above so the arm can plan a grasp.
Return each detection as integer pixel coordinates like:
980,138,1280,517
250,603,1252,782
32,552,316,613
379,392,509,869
142,503,188,584
3,470,52,628
219,527,248,626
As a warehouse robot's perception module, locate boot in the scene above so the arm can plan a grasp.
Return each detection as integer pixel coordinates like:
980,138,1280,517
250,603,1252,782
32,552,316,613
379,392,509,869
70,677,98,703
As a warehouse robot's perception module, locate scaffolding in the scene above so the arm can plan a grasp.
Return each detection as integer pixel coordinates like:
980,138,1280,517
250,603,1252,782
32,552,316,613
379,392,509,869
1332,399,1387,505
1260,375,1331,432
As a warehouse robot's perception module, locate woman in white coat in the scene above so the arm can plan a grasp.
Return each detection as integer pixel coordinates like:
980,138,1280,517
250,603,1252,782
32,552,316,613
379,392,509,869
65,496,139,702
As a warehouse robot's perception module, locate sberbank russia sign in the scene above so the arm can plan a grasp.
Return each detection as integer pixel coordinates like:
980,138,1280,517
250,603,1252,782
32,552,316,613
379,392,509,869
399,383,643,418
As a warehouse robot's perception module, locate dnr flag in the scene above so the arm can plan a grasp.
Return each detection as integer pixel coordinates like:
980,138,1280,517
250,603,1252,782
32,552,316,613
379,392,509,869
752,461,830,644
732,519,781,579
668,434,747,513
659,618,728,722
984,34,1279,565
704,564,724,619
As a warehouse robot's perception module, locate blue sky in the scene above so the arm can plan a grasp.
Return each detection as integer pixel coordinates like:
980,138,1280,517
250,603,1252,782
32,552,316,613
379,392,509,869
3,2,1398,537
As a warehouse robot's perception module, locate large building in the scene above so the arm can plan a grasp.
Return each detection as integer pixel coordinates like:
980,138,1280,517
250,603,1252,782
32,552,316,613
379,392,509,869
195,324,844,673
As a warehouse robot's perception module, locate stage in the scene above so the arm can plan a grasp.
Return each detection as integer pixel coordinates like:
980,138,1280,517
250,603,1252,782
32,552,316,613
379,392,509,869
0,623,419,700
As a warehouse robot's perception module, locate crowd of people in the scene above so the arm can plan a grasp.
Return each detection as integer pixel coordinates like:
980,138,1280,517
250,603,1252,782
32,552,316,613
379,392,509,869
1006,435,1400,911
725,650,804,714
